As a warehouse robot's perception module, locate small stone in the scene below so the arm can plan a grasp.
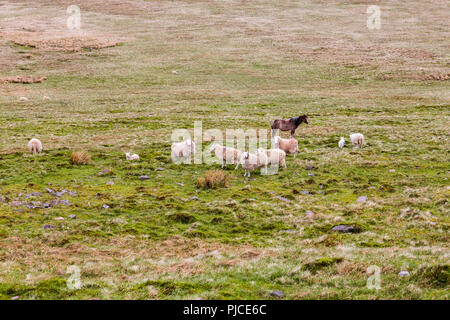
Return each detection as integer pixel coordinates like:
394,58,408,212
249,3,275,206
55,217,64,220
275,196,290,203
176,182,184,186
19,96,29,101
57,199,71,206
172,70,178,75
155,167,164,171
307,173,314,176
270,290,284,298
46,188,54,194
106,181,114,186
301,190,310,195
102,204,110,209
332,225,354,233
389,169,395,173
139,175,150,180
398,271,410,277
11,201,22,207
69,214,77,219
369,186,376,189
10,296,19,300
306,164,314,170
189,196,199,201
305,210,314,216
356,196,368,203
43,224,55,229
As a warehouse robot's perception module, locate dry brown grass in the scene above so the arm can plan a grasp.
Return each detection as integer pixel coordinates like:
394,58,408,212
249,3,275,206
70,151,91,165
196,170,230,189
1,75,46,84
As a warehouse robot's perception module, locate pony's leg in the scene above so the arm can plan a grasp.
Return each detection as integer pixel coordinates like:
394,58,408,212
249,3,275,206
291,129,295,137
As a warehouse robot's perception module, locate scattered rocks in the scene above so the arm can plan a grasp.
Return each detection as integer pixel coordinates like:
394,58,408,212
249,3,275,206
55,217,64,220
356,196,368,203
301,190,310,195
155,167,164,171
307,173,314,176
106,181,114,186
42,224,54,229
10,296,19,300
69,214,77,219
398,271,410,277
306,164,315,170
102,204,110,209
189,196,199,201
11,201,22,207
46,188,54,194
139,175,150,180
270,290,285,298
176,182,185,186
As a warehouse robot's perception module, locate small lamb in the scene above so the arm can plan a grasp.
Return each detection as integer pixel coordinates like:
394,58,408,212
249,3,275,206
210,143,242,168
338,137,345,148
125,152,140,161
28,138,42,154
273,136,299,157
257,148,287,169
171,139,195,162
349,133,365,147
235,151,268,177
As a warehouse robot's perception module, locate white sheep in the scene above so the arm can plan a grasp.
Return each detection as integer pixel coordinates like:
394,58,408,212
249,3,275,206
338,137,345,148
235,151,268,177
257,148,287,169
350,133,365,147
171,139,195,162
125,152,140,161
273,136,299,157
28,138,42,154
209,143,242,168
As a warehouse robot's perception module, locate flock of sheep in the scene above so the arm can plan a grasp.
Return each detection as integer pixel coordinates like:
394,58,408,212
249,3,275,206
26,119,365,178
170,125,366,178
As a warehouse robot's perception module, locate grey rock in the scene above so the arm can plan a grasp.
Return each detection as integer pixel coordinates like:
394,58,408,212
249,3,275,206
102,204,110,209
307,173,314,176
11,201,22,207
69,214,77,219
189,196,199,201
139,175,150,180
332,225,354,233
306,164,314,170
398,271,410,277
106,181,114,186
305,210,314,216
270,290,285,298
301,190,310,195
155,167,164,171
177,182,185,186
356,196,368,203
46,188,54,194
42,224,54,229
275,196,290,203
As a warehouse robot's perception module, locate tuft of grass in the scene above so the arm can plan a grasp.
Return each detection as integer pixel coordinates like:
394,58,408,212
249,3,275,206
70,151,92,165
303,257,344,274
196,170,230,189
412,264,449,288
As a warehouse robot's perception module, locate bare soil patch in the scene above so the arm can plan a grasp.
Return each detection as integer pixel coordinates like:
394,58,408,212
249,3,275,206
1,75,46,84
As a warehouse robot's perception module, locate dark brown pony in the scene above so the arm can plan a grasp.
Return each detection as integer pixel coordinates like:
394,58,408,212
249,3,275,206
271,115,308,137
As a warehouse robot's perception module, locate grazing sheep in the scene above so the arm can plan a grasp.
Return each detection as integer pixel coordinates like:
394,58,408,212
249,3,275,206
273,136,299,157
338,137,345,148
19,97,29,102
257,148,287,169
235,151,268,177
209,143,242,168
28,138,42,154
171,139,195,162
125,152,140,161
350,133,365,147
43,96,51,101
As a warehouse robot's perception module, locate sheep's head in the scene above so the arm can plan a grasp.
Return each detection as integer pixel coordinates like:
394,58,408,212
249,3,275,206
186,139,192,146
242,152,250,160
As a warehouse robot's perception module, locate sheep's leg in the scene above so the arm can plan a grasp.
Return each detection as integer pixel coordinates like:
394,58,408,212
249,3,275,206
271,129,277,138
235,163,239,170
222,159,226,169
